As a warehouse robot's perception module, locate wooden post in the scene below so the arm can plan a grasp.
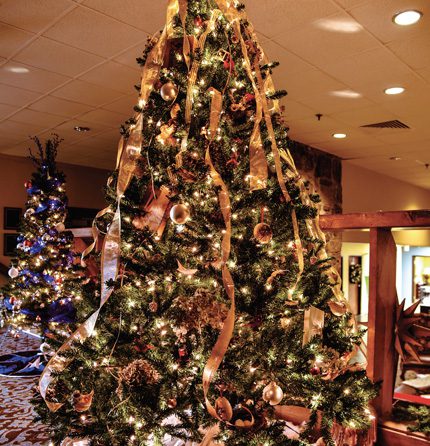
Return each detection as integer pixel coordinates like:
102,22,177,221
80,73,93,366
367,228,399,418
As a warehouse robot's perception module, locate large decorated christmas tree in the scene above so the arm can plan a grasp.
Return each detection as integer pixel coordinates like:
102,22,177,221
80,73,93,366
36,1,377,445
5,135,79,334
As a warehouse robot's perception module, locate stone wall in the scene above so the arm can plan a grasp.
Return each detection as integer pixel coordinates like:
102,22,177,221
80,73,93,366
288,140,342,268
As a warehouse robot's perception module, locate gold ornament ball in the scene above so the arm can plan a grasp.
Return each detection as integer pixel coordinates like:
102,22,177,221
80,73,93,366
160,82,179,102
170,204,190,225
253,223,273,244
262,381,284,406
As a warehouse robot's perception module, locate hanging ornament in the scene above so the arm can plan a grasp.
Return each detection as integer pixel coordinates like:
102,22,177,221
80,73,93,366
72,390,94,412
55,222,66,232
310,366,321,376
170,204,190,225
167,398,177,409
156,123,177,147
215,396,233,421
24,181,32,189
160,82,178,102
262,381,284,406
24,208,35,218
254,207,273,244
194,16,203,28
254,223,273,244
8,267,19,279
149,301,158,312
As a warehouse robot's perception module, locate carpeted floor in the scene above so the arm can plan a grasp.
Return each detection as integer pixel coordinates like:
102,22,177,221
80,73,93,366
0,328,49,445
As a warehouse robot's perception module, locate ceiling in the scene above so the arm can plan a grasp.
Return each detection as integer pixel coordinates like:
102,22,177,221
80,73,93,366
0,0,429,190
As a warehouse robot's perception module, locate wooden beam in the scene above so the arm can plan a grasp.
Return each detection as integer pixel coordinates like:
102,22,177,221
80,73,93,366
319,210,430,230
367,228,398,418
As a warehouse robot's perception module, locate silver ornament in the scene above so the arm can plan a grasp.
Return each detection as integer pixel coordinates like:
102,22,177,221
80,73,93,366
8,267,19,279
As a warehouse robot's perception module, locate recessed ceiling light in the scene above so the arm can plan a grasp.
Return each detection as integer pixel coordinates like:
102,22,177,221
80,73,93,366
393,10,423,26
332,133,347,139
7,66,30,74
389,156,401,161
74,126,91,132
384,86,405,95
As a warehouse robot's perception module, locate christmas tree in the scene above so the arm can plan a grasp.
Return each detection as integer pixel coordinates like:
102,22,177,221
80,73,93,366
36,1,377,445
5,135,79,334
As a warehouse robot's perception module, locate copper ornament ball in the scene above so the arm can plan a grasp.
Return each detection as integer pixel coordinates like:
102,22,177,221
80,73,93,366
262,381,284,406
170,204,190,225
253,222,273,244
167,398,177,409
160,82,179,102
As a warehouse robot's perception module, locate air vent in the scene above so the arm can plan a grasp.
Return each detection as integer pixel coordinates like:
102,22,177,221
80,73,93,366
361,120,410,129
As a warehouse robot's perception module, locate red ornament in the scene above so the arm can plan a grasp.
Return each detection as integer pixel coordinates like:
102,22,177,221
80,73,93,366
194,16,203,27
223,57,235,71
178,347,187,357
243,93,255,103
24,240,32,247
24,181,32,189
310,366,321,376
310,256,317,265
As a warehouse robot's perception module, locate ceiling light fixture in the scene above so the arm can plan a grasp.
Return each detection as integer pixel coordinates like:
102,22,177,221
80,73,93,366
7,66,30,74
74,126,91,132
384,86,405,95
389,156,401,161
330,89,362,99
332,133,347,139
393,10,423,26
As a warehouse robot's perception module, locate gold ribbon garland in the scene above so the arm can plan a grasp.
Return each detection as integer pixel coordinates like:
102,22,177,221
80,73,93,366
202,88,243,426
40,0,180,412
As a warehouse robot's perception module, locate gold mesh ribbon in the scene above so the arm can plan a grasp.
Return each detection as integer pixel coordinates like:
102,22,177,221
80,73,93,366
176,9,221,168
39,0,179,411
202,89,245,428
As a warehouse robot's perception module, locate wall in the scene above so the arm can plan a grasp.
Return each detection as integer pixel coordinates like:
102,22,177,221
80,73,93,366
289,140,342,266
0,154,109,270
343,162,430,213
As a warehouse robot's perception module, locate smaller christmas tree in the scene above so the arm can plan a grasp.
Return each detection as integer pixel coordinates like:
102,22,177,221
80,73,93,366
5,135,81,335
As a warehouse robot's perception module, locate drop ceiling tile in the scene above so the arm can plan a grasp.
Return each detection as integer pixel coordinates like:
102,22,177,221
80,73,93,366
418,67,430,82
246,0,339,38
0,119,51,137
0,0,76,33
387,31,430,71
79,61,139,94
284,100,315,121
0,83,40,106
0,103,22,120
82,0,163,33
113,43,146,70
52,79,124,107
315,46,412,87
263,40,315,76
9,108,66,127
332,0,371,9
78,108,128,127
0,61,71,93
0,23,34,58
14,37,105,77
348,0,430,44
297,91,374,115
273,11,379,67
43,7,147,58
102,94,136,115
29,95,93,118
